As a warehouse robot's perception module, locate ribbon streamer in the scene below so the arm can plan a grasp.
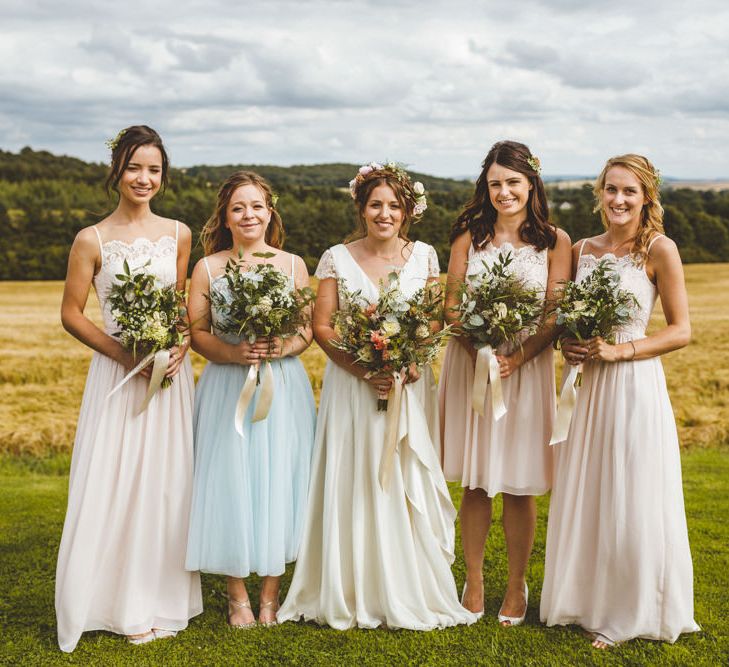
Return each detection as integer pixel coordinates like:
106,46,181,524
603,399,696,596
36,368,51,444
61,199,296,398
472,345,506,421
549,363,581,445
234,361,276,437
252,361,274,423
107,349,170,415
378,370,406,492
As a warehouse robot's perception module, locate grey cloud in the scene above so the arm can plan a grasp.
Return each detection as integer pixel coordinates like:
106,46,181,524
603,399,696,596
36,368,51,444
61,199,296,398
165,35,239,73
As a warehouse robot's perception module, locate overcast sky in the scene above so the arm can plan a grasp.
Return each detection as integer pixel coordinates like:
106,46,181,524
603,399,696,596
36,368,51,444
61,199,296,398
1,0,728,179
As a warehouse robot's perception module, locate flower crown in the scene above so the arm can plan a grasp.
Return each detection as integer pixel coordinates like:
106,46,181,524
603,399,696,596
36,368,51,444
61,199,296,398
653,168,663,188
105,129,126,152
526,155,542,175
349,161,428,216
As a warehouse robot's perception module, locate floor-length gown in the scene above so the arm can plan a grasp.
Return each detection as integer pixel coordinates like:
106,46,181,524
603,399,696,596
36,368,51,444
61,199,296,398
278,241,476,630
185,256,316,577
439,241,555,495
540,237,700,644
55,224,202,652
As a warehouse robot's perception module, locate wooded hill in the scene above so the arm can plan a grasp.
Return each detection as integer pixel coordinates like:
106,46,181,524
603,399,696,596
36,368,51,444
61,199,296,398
0,147,727,279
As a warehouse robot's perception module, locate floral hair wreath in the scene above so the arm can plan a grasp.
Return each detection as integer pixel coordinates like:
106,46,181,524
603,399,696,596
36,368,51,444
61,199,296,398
654,168,663,188
348,161,428,217
526,155,542,175
105,129,127,152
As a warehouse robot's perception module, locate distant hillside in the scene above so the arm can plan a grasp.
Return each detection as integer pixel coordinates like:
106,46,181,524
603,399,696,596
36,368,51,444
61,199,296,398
0,147,728,279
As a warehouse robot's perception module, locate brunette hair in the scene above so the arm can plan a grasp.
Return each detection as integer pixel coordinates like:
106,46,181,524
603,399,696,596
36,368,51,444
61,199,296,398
104,125,169,196
593,154,664,265
345,171,417,243
450,140,556,251
200,170,284,255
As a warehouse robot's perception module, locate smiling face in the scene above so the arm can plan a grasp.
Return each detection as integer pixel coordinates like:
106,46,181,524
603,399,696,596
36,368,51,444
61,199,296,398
118,144,163,204
601,165,646,231
486,162,533,219
224,183,271,244
363,183,404,241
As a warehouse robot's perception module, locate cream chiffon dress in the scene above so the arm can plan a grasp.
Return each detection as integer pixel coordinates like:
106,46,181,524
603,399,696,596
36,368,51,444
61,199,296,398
55,224,202,652
277,242,476,630
439,241,555,495
540,237,700,644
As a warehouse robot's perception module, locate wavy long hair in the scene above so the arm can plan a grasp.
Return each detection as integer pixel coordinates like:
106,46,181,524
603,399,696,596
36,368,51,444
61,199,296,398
104,125,169,196
593,154,664,265
200,171,284,255
450,140,556,251
345,170,417,244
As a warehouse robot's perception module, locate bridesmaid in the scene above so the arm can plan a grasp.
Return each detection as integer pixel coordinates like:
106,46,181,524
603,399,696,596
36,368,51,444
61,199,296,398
439,140,571,623
540,154,700,647
56,125,202,651
185,171,316,627
278,162,476,630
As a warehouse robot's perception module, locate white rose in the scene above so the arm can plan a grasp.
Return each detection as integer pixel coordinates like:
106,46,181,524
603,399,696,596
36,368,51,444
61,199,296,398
413,182,425,195
381,319,401,337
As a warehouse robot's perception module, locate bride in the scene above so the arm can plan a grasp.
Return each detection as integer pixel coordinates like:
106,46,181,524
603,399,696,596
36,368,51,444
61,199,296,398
277,162,476,630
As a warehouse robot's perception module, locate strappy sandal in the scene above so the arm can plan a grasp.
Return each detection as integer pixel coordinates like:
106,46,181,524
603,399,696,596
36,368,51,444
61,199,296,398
227,596,257,629
152,629,178,639
126,630,155,645
258,598,279,627
589,632,616,649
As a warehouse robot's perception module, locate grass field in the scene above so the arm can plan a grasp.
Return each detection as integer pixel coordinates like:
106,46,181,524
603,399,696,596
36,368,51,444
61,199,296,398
1,267,728,665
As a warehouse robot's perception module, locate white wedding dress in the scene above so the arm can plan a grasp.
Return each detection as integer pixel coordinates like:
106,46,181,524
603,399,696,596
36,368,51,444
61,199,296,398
278,242,476,630
55,224,202,652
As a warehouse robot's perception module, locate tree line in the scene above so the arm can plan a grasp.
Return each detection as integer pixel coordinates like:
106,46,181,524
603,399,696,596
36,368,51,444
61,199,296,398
0,147,727,280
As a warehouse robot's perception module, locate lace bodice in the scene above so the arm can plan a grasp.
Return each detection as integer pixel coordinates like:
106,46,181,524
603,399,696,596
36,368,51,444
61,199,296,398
576,252,657,339
467,241,548,299
316,241,439,303
93,233,178,335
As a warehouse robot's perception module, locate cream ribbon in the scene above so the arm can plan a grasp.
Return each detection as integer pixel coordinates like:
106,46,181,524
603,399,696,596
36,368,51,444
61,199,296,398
549,363,581,445
472,345,506,421
378,370,406,492
107,349,170,415
234,361,275,437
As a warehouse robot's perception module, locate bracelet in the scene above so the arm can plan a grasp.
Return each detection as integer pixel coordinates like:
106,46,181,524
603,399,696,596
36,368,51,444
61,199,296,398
628,340,636,360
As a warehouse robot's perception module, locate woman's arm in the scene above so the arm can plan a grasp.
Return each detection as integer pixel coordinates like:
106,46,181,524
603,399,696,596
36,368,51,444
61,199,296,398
499,228,573,377
444,230,477,360
588,237,690,362
313,277,393,395
163,222,193,378
188,259,260,366
60,228,136,369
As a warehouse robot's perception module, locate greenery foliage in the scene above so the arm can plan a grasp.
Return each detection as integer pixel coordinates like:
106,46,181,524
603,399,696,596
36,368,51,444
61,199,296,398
1,147,729,281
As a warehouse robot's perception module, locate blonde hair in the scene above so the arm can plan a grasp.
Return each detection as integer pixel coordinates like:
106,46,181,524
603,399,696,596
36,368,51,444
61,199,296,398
200,171,284,255
593,154,664,265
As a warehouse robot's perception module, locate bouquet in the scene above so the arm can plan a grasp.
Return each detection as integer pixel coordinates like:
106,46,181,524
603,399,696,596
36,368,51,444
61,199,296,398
209,252,315,431
552,259,638,385
331,272,449,410
108,259,186,387
549,259,638,444
453,251,543,419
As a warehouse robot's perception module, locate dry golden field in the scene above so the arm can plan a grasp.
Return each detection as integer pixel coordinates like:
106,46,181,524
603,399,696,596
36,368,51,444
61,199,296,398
1,266,728,456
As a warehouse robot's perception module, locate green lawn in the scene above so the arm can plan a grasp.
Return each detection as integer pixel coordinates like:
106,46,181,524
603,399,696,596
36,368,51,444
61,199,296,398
1,449,726,666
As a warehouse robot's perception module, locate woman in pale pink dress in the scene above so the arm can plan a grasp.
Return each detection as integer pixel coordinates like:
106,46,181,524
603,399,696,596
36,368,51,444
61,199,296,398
438,140,571,624
541,154,699,648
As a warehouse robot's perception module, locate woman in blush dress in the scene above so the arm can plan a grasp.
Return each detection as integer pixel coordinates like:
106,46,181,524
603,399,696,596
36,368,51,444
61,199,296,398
185,171,316,628
439,140,571,625
540,154,700,648
55,126,202,651
278,162,476,630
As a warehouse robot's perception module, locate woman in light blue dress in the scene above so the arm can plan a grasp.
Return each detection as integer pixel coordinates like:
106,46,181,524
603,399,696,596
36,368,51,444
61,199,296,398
185,171,316,627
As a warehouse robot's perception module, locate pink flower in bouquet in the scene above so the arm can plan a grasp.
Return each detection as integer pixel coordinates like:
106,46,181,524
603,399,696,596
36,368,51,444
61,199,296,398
370,330,389,350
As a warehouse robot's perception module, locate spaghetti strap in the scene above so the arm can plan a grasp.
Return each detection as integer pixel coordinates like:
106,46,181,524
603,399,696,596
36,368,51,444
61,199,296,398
577,239,588,260
647,234,665,253
174,220,179,242
91,226,104,268
290,254,296,279
202,257,213,284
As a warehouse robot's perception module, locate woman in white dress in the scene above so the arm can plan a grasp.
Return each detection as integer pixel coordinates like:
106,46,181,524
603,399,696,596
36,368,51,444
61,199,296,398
439,140,571,624
56,126,202,651
540,154,700,648
277,162,476,630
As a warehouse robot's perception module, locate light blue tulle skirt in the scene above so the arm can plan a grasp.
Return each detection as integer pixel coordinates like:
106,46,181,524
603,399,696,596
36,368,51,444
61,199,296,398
185,357,316,577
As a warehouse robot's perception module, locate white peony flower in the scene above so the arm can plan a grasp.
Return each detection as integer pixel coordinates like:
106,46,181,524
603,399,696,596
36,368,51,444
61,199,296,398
381,319,401,336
